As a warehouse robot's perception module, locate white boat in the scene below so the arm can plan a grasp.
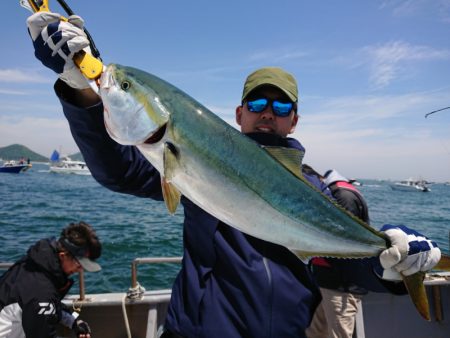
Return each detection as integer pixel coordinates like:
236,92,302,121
49,150,91,175
390,178,430,192
49,158,91,175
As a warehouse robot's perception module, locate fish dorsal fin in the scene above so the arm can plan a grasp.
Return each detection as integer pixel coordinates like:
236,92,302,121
263,146,304,179
161,142,181,214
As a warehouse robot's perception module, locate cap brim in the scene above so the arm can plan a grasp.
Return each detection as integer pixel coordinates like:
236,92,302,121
76,256,101,272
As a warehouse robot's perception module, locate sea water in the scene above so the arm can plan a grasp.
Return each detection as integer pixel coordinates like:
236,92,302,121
1,163,449,294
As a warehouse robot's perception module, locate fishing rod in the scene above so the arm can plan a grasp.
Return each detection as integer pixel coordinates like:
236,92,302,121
424,106,450,118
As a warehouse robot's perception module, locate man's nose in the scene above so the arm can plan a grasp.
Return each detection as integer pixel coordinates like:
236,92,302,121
260,106,275,119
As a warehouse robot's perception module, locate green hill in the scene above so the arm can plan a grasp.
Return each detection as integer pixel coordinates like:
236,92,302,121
0,144,85,163
0,144,48,162
68,152,85,161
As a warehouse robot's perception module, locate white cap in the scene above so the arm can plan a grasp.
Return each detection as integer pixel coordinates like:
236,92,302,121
323,169,349,187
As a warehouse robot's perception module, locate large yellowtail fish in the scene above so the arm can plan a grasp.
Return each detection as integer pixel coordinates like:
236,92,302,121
99,64,449,320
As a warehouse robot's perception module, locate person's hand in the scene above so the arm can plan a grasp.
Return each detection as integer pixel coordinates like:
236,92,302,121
26,12,91,89
376,224,441,281
72,319,91,337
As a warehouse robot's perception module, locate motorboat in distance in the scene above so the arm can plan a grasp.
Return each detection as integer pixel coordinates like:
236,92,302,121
49,150,91,176
390,178,430,192
0,160,32,174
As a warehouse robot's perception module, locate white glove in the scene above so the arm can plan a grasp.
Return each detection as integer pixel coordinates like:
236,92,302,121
377,224,441,281
26,12,91,89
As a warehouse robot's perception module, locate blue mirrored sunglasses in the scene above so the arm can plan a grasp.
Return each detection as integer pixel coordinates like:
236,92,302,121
246,98,294,117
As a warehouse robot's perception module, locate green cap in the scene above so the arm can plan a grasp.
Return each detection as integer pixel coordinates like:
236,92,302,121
241,67,298,102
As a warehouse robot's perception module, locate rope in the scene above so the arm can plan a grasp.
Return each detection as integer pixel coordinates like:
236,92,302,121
127,282,146,300
122,294,132,338
122,282,146,337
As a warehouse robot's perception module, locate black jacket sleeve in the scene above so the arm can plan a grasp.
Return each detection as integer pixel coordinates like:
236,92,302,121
22,298,60,337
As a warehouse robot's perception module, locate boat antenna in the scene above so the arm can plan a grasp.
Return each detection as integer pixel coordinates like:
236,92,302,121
424,106,450,118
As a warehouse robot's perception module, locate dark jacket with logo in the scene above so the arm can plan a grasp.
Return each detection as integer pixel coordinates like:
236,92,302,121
55,81,330,338
0,238,73,337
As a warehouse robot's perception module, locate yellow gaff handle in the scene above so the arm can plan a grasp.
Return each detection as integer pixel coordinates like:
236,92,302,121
27,0,50,12
27,0,103,80
73,52,103,80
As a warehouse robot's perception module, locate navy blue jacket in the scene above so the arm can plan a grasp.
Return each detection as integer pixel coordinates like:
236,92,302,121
56,82,331,337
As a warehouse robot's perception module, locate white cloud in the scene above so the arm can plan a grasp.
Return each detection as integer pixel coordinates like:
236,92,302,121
248,49,310,63
0,69,52,83
379,0,425,16
0,116,79,157
379,0,450,23
360,41,450,88
293,89,450,181
303,90,449,129
297,122,450,182
0,89,28,95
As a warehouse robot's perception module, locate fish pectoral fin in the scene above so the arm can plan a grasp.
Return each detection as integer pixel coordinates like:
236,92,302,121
161,142,181,213
402,272,430,321
433,253,450,271
263,146,304,179
161,177,181,214
163,142,179,181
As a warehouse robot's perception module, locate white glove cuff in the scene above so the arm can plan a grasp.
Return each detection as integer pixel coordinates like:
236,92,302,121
60,310,77,328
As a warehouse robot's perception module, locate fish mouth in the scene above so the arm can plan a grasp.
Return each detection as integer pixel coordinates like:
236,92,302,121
144,123,167,144
100,65,116,90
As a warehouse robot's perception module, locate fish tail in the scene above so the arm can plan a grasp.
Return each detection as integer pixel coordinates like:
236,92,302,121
433,253,450,271
402,272,430,321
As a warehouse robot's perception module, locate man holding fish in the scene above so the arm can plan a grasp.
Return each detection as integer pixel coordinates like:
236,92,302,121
26,12,441,338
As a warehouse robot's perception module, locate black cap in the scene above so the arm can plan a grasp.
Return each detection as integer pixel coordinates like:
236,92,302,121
61,238,101,272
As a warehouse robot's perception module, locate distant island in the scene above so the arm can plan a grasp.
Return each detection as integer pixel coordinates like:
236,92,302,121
0,144,85,162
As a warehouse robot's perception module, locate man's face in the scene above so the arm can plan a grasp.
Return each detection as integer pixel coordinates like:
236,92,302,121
236,86,298,137
59,251,82,276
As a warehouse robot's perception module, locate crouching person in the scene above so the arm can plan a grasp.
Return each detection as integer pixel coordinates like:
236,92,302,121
0,221,102,338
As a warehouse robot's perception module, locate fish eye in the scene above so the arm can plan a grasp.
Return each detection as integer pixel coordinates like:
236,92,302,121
121,81,131,91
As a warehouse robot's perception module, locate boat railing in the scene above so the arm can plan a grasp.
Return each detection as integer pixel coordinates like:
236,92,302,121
0,262,13,270
128,257,182,300
1,257,183,301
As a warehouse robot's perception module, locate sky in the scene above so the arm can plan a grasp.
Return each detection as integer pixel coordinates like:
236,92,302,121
1,0,450,182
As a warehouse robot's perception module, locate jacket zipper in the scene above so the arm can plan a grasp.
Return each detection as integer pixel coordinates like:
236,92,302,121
262,256,273,337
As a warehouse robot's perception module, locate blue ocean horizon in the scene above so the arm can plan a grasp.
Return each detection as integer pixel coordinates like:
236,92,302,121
1,163,449,294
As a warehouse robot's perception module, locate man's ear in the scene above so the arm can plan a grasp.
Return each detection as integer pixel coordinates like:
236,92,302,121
289,114,299,134
236,106,243,126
